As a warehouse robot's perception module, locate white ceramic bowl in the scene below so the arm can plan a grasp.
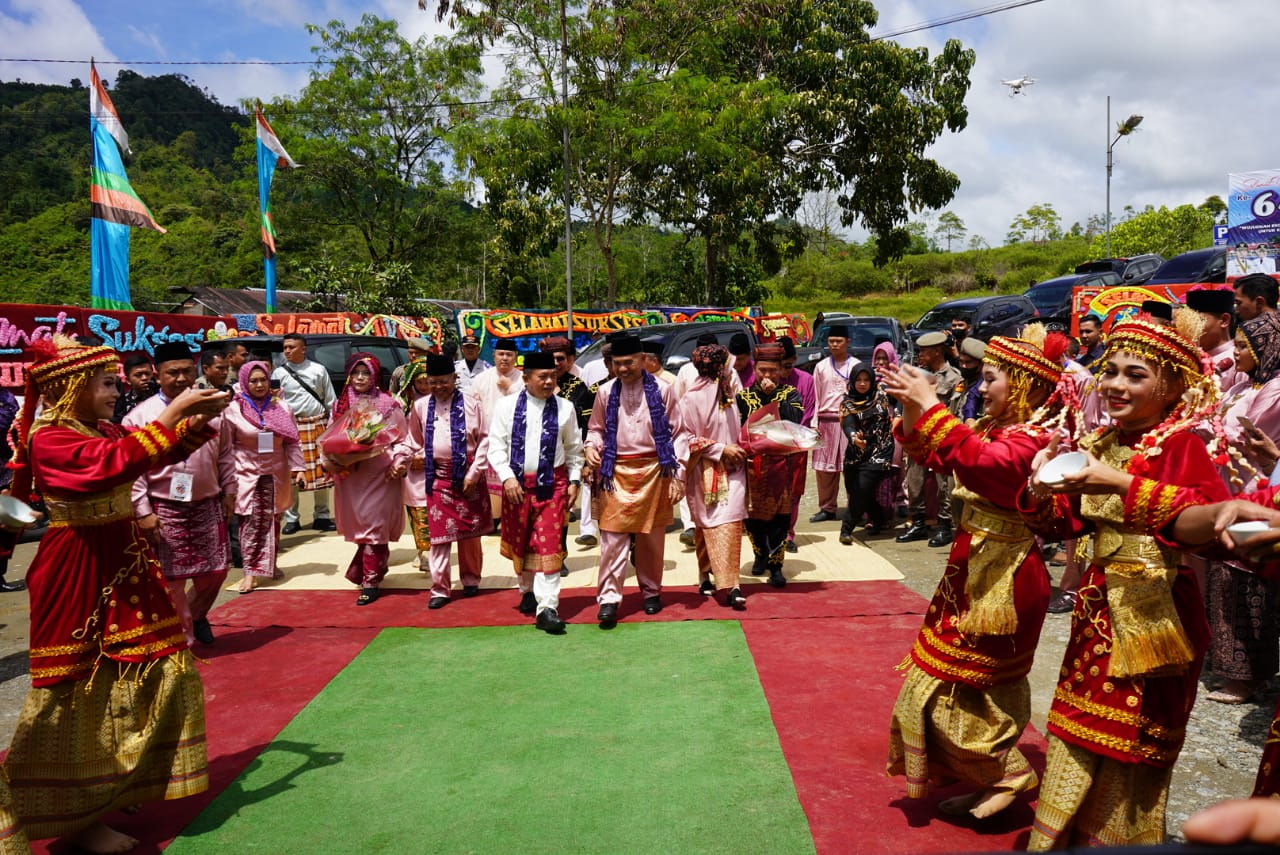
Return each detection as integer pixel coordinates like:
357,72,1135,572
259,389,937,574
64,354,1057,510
1038,452,1088,485
0,495,37,532
1226,520,1273,545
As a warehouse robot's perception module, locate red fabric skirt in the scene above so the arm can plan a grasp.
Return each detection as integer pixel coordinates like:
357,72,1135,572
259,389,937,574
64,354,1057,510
426,462,490,545
500,468,569,574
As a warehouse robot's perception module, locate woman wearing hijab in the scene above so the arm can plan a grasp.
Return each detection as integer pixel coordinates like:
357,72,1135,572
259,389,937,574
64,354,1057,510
677,343,749,608
838,362,894,543
4,335,228,853
322,353,409,606
1203,311,1280,703
226,360,305,593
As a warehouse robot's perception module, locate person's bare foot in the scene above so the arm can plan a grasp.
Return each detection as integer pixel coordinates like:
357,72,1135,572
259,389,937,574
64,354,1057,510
970,788,1017,818
66,822,138,854
237,578,256,594
938,792,981,815
1208,679,1258,705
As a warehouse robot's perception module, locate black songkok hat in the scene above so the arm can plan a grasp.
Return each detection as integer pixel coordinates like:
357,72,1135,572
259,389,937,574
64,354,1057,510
1140,300,1174,322
154,341,197,365
641,339,665,356
727,332,752,355
426,353,455,376
607,331,643,356
493,338,518,353
827,324,851,339
695,332,717,346
523,351,556,371
1184,288,1236,315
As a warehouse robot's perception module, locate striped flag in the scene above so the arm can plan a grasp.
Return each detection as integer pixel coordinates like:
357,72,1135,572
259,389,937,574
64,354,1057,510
89,61,164,311
256,106,297,314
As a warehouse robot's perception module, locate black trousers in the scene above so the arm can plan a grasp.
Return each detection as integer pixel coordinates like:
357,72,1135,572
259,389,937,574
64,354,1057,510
841,466,888,534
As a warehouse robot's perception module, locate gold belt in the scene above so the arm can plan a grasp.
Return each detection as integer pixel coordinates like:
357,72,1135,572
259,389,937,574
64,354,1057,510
45,487,134,528
959,502,1028,542
1092,529,1171,568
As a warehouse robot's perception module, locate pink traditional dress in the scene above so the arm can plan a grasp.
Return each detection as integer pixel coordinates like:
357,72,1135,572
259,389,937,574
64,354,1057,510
226,361,304,582
322,354,410,596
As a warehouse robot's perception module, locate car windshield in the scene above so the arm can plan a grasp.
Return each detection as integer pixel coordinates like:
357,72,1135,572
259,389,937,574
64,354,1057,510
1150,253,1212,283
915,306,975,331
1025,282,1073,315
812,322,893,351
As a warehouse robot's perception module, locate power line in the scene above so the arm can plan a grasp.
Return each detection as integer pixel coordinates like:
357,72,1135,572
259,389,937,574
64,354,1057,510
871,0,1048,40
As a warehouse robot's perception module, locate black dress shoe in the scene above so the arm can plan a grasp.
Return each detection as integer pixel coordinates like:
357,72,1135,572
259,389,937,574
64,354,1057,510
575,533,598,547
536,608,567,634
785,540,798,554
809,510,837,523
462,585,480,597
559,566,569,577
768,570,787,588
698,579,715,596
597,602,618,628
895,519,930,543
311,519,336,532
192,618,215,645
643,596,663,615
0,579,26,593
428,596,450,610
518,591,537,615
356,587,379,606
751,561,767,577
282,521,301,535
927,526,954,548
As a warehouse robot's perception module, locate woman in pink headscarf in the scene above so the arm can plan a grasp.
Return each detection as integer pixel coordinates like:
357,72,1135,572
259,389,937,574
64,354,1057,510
321,353,409,605
226,360,305,592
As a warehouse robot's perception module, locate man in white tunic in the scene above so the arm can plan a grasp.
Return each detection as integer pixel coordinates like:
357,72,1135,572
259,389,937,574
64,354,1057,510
808,324,854,522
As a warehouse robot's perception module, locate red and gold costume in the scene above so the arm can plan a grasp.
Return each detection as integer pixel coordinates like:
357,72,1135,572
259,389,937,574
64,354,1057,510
1018,313,1230,849
886,404,1050,801
887,326,1071,808
2,336,213,843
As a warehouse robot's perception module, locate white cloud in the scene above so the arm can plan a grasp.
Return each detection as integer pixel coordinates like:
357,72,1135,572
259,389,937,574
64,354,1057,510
0,0,113,85
126,24,166,58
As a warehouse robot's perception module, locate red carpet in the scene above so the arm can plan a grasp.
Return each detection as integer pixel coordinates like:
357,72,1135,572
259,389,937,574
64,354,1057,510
744,616,1046,854
210,580,926,629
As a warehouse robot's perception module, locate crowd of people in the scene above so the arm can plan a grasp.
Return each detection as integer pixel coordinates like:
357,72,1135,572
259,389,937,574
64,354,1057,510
7,278,1280,849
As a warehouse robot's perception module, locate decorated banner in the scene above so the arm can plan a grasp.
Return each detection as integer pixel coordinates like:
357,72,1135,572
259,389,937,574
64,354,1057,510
255,107,298,313
1069,283,1198,335
1227,170,1280,279
89,61,165,311
244,312,443,344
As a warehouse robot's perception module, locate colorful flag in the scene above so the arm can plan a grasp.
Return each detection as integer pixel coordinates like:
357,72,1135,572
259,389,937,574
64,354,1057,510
89,61,164,311
256,106,297,313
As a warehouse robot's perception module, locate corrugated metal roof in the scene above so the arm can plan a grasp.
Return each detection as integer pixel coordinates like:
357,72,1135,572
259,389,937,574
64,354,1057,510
169,286,340,316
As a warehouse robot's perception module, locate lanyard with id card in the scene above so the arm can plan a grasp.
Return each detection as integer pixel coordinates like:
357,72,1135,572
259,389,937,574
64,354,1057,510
170,472,194,502
257,431,274,454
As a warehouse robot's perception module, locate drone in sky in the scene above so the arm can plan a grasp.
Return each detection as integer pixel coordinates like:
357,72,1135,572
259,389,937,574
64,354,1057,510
1001,76,1037,96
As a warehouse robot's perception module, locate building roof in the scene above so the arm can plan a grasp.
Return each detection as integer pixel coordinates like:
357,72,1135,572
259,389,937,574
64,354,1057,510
168,286,337,316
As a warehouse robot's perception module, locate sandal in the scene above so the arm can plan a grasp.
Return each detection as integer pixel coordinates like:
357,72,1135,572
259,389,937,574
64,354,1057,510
698,579,715,596
356,587,379,606
1207,680,1258,705
237,580,256,594
725,588,747,611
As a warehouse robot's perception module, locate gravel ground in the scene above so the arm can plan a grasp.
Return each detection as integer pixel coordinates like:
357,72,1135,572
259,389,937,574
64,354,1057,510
0,493,1270,843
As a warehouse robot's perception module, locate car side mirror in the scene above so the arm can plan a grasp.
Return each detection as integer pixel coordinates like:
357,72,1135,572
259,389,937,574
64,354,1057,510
666,355,690,371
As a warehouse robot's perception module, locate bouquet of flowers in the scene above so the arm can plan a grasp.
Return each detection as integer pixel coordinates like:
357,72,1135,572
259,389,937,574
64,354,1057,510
742,402,823,456
319,399,407,466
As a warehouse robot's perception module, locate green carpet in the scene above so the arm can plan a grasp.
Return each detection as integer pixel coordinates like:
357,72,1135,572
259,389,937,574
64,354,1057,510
167,622,816,854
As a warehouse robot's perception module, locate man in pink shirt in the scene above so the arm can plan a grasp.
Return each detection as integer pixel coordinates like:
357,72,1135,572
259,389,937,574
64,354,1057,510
1187,286,1247,391
125,341,236,645
808,324,854,522
584,331,686,627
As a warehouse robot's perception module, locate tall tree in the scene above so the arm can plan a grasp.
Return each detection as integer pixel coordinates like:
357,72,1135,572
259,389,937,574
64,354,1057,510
1088,204,1213,260
266,15,484,270
935,211,966,252
1007,203,1062,244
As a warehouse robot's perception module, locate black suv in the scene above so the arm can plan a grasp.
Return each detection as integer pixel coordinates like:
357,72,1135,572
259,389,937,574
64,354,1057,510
1074,254,1164,285
1146,247,1228,286
910,295,1039,343
794,315,915,372
1024,271,1123,331
574,320,758,374
226,334,411,392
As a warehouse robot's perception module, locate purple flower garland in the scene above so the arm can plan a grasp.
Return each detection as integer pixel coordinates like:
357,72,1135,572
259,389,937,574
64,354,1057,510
512,391,560,499
424,391,467,494
599,371,677,491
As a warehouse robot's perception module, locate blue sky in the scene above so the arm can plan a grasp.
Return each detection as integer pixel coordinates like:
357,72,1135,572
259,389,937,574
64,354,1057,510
3,0,1280,248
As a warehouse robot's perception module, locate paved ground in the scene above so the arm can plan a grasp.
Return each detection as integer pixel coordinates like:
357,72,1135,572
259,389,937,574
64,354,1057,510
0,490,1269,843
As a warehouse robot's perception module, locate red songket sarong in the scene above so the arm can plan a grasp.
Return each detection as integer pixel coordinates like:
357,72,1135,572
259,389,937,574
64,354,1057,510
426,461,490,545
26,420,214,687
501,467,570,574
